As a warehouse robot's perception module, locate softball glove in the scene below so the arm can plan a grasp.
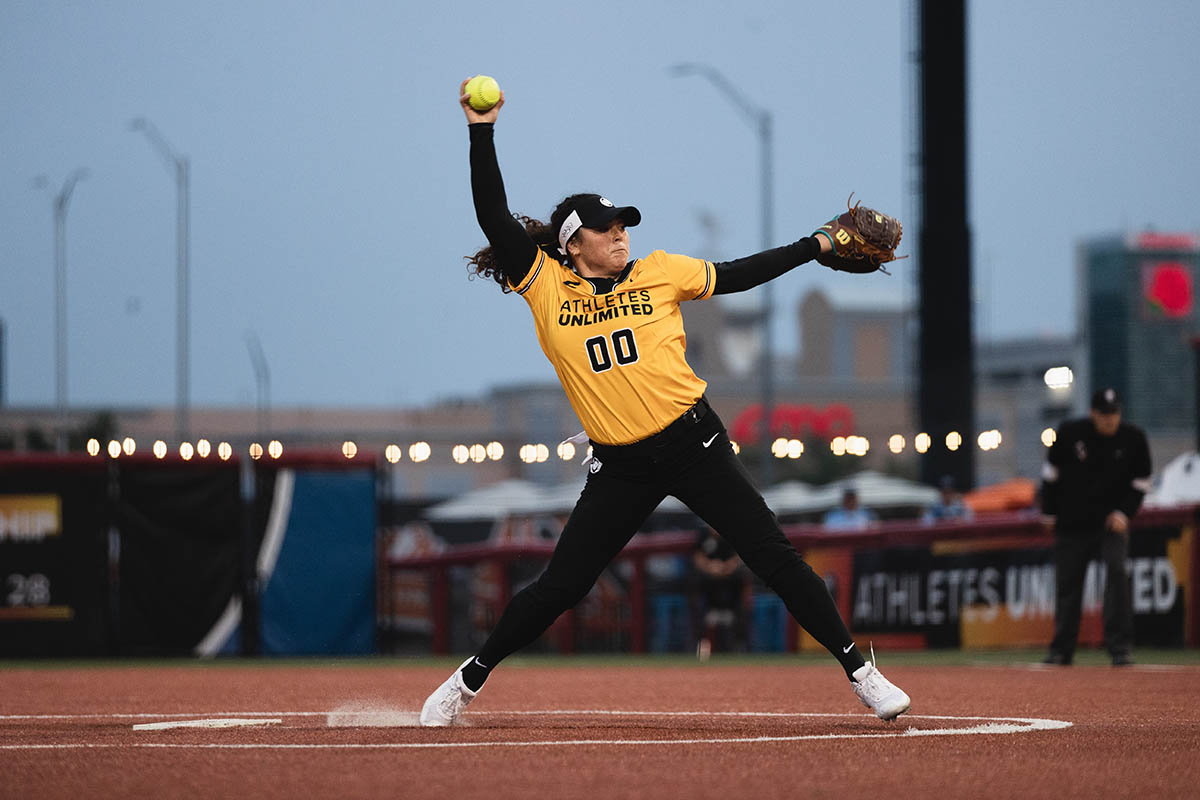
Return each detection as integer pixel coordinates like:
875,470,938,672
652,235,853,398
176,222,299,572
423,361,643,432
813,194,905,274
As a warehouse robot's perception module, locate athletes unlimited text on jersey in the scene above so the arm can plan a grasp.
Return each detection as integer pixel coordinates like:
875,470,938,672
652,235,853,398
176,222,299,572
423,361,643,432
510,249,715,445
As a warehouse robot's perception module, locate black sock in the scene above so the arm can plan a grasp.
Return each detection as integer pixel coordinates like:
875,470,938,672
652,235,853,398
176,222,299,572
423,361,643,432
840,644,867,680
460,656,492,693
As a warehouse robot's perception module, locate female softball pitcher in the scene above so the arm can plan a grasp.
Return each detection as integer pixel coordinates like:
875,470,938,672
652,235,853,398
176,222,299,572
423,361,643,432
420,80,911,725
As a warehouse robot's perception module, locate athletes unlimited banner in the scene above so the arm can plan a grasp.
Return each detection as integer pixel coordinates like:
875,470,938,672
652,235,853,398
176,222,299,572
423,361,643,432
800,522,1190,650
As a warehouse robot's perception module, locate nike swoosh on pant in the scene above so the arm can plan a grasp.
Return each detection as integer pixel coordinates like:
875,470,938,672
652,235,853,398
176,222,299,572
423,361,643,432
702,433,719,448
843,644,855,653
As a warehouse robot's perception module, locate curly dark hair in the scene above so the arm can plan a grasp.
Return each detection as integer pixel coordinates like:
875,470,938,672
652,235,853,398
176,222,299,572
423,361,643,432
466,193,598,292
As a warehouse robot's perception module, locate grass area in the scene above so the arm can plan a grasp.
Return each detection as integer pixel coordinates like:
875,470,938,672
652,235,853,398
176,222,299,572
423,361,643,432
3,647,1199,671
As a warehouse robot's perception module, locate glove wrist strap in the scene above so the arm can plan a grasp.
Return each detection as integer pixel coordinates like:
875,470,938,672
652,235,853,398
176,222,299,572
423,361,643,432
812,229,835,251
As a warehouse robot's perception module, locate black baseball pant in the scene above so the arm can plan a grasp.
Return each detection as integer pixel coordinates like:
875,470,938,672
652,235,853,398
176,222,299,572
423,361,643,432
476,397,865,677
1049,527,1134,660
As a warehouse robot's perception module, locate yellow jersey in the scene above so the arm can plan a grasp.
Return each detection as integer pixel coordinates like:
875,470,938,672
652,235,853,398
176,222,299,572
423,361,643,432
509,248,717,445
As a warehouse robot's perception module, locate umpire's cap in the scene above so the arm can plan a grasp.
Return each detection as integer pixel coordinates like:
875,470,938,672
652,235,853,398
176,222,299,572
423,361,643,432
557,194,641,255
1090,387,1122,414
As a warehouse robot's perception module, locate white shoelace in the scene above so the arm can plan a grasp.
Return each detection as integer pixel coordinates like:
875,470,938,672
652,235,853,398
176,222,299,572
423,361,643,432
855,643,892,698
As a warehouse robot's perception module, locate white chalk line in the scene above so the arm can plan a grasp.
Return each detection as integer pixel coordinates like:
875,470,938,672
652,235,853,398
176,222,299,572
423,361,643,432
989,662,1197,673
0,710,1071,750
132,718,284,731
0,712,328,721
0,710,1055,722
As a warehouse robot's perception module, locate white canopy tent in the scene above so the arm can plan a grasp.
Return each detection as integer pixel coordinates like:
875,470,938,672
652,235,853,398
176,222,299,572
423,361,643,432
423,478,547,521
1144,451,1200,508
761,471,939,516
425,470,939,523
509,475,688,517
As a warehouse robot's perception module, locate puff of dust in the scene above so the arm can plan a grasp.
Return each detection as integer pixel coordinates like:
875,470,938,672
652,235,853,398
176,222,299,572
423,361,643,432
325,700,422,728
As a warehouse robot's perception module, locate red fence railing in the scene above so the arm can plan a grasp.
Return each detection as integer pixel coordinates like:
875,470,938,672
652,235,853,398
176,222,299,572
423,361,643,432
387,507,1199,654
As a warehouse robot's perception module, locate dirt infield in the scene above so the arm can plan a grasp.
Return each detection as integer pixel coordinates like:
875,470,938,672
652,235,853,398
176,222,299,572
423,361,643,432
3,657,1198,799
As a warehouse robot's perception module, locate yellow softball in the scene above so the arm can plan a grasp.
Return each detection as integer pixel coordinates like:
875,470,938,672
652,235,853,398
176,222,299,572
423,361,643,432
465,75,501,112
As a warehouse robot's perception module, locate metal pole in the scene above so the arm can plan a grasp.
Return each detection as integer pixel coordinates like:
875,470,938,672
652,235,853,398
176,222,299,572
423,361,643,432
47,170,87,453
132,118,190,442
759,112,775,486
54,196,66,451
916,0,975,489
245,332,271,436
177,157,190,442
669,64,776,486
0,319,6,407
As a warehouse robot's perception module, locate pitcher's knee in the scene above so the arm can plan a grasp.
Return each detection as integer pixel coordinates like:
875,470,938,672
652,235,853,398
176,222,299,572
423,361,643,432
524,574,590,614
744,546,812,586
766,560,834,607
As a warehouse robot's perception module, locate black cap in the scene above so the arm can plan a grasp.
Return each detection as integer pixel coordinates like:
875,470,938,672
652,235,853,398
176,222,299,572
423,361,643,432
1091,387,1122,413
557,194,641,254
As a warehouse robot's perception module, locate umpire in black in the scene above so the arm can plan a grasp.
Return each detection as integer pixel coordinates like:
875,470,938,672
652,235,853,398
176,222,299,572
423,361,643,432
1041,387,1153,666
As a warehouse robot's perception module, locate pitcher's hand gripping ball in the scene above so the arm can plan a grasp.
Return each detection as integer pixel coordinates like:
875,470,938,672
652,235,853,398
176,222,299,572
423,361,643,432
464,75,501,111
813,194,905,274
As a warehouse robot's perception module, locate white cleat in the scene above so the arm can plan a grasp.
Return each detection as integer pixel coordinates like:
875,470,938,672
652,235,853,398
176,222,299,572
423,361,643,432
851,652,911,722
419,658,478,727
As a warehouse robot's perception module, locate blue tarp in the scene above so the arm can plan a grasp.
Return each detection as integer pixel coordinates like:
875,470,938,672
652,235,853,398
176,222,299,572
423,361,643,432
259,469,376,655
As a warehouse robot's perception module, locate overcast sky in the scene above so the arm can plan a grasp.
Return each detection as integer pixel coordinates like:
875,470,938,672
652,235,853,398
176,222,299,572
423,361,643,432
3,1,1198,410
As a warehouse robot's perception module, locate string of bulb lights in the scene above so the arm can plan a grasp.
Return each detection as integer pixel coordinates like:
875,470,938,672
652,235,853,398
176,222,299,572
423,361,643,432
84,426,1052,465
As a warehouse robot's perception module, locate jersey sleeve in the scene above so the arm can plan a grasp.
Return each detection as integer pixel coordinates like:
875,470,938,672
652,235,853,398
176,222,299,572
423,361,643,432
469,124,539,286
507,247,552,296
653,251,716,302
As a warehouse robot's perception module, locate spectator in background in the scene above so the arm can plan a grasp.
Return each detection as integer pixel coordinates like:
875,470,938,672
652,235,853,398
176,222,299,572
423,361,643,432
691,528,745,658
823,487,879,531
1041,388,1152,667
923,475,974,523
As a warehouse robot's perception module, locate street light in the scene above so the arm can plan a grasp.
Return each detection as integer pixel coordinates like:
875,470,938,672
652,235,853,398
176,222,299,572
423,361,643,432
34,169,88,452
244,331,271,436
670,63,776,485
130,117,190,442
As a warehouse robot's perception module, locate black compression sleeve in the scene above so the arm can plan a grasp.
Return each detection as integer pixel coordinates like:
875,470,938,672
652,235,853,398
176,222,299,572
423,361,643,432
712,237,822,295
469,123,539,284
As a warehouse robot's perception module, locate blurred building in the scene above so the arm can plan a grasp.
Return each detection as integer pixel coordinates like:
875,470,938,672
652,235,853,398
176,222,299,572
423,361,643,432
4,239,1196,496
689,284,916,466
0,401,571,499
1078,232,1197,444
1,287,920,497
975,336,1082,485
968,231,1197,484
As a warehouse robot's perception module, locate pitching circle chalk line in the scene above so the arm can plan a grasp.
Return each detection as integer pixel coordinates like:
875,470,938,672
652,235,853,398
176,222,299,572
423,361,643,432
132,718,284,731
0,709,1071,750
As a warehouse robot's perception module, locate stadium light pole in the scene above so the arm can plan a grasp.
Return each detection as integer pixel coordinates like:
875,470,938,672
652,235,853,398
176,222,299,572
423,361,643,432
244,331,271,437
131,117,191,442
35,169,88,452
670,63,775,486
